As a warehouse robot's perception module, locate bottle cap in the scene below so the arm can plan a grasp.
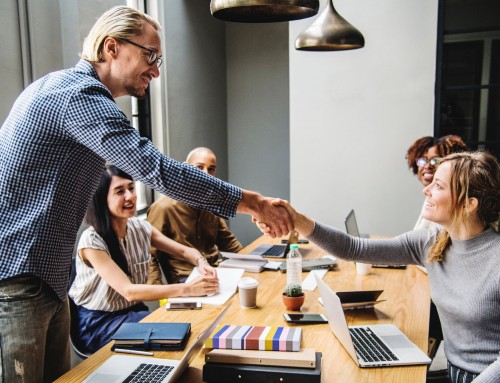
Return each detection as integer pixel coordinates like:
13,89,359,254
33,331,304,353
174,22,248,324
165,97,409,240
290,244,299,249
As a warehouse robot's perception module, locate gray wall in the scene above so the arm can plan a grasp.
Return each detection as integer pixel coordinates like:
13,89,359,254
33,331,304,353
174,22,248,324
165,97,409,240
161,1,228,180
159,2,290,246
226,22,290,245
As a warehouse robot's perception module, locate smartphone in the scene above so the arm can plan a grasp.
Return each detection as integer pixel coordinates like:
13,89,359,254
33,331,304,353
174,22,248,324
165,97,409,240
165,302,201,310
283,313,328,324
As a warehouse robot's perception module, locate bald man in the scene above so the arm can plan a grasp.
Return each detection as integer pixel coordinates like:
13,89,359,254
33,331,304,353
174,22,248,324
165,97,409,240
147,148,243,284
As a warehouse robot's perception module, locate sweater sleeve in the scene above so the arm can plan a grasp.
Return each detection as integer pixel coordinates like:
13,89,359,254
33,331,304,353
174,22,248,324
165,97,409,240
472,357,500,383
307,221,435,266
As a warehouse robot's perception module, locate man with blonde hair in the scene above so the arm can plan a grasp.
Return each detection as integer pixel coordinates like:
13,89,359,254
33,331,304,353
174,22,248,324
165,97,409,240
0,6,291,382
148,147,243,284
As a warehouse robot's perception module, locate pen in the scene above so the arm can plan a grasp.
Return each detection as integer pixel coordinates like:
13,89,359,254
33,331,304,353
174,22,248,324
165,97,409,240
114,348,154,356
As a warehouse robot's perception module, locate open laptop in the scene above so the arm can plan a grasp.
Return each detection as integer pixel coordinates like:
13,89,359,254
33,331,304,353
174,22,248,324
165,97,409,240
345,209,369,238
83,304,231,383
345,210,405,269
315,274,431,367
248,230,299,258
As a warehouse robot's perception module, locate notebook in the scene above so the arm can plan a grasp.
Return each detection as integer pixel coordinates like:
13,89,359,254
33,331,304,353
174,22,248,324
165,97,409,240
248,230,299,258
315,274,431,367
82,304,231,383
345,210,406,269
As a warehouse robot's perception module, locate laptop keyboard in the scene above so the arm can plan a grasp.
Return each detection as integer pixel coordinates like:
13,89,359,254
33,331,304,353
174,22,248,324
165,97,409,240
122,363,174,383
349,327,399,363
263,245,285,256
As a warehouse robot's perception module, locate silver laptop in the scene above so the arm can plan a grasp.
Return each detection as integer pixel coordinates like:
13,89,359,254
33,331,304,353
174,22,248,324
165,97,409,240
83,304,231,383
345,210,406,269
248,230,299,258
345,209,369,238
315,274,431,367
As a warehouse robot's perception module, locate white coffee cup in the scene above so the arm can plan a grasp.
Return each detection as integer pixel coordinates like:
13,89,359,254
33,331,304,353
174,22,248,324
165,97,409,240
238,277,259,308
356,262,372,275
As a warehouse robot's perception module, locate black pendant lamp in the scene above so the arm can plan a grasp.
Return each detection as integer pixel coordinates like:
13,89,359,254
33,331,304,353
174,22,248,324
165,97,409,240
295,0,364,51
210,0,320,23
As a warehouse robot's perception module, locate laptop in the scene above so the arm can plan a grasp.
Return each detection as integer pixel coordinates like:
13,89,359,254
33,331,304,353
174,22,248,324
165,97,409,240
315,274,431,367
345,209,369,238
82,304,231,383
248,230,299,258
345,210,406,269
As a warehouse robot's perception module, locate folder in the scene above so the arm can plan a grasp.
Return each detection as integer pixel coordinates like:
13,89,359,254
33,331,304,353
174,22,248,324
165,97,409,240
205,348,317,368
111,322,191,351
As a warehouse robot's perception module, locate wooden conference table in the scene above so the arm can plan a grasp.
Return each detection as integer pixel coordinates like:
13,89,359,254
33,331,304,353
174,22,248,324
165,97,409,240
55,235,431,383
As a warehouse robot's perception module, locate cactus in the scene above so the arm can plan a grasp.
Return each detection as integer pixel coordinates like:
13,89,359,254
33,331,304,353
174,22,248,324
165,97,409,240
284,283,303,297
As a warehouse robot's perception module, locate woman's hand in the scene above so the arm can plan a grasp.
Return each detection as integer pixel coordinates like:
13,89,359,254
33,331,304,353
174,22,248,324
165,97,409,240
196,257,217,278
184,275,219,297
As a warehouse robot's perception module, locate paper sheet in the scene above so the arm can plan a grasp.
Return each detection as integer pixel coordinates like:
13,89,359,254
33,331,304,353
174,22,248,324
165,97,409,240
301,269,328,291
168,267,244,306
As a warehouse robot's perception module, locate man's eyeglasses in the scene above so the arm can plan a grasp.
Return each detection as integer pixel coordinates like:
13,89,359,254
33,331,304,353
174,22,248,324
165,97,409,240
118,38,163,68
416,157,441,168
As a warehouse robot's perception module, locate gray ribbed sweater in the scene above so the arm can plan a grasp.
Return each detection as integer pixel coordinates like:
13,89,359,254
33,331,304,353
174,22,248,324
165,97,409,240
308,223,500,383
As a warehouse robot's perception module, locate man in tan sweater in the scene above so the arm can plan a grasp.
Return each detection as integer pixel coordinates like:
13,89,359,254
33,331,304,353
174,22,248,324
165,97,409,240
147,147,243,284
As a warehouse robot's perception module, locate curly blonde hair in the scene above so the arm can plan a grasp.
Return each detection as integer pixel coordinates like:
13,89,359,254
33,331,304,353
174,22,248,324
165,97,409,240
81,6,160,63
428,151,500,262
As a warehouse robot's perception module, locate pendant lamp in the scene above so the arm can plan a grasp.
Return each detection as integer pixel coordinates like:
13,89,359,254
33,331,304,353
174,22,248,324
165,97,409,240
210,0,319,23
295,0,364,51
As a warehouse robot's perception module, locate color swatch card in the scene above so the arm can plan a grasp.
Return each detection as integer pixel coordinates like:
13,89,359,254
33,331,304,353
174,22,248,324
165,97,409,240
205,325,302,352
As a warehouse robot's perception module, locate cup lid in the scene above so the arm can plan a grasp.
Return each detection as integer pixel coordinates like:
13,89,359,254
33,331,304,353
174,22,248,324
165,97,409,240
238,277,258,288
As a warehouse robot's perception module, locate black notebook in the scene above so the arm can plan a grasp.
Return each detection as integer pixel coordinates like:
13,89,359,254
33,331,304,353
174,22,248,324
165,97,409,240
111,322,191,351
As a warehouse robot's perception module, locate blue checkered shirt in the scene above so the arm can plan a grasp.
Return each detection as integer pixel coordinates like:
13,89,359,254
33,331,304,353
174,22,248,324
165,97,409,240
0,59,242,300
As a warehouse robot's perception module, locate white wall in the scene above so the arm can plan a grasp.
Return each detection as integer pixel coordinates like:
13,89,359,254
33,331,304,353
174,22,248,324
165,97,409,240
289,0,439,235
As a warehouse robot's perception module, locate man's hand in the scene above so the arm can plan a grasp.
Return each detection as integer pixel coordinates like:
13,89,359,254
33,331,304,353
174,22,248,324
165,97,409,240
237,191,293,238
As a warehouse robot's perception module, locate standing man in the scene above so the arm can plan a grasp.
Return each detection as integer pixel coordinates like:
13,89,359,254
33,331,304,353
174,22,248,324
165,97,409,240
0,6,291,382
147,147,243,284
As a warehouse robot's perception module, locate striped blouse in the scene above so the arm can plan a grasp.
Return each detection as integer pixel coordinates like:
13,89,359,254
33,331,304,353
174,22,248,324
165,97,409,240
69,218,153,312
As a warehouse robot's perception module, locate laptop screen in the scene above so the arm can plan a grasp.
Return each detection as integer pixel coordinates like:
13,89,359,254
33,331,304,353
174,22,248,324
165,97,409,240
345,210,361,237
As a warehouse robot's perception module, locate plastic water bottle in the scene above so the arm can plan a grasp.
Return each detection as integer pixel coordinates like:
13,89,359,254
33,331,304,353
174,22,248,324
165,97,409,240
286,244,302,287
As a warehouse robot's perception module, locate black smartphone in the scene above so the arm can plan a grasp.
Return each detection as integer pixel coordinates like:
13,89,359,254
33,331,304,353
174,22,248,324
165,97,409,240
283,313,328,324
165,302,201,310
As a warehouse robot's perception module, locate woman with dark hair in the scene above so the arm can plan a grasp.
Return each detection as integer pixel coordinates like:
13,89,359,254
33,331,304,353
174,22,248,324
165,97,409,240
406,135,468,230
262,151,500,383
69,166,219,353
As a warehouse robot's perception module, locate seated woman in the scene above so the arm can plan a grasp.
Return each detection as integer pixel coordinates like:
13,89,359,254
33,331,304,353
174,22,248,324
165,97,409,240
405,134,467,230
261,151,500,383
68,165,219,353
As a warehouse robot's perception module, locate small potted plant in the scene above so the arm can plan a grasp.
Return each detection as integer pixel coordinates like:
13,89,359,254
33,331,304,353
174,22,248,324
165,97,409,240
282,283,304,311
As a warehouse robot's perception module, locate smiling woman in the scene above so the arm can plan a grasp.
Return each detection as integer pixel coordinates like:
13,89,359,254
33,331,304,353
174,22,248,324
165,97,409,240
260,150,500,383
406,134,468,230
68,165,220,354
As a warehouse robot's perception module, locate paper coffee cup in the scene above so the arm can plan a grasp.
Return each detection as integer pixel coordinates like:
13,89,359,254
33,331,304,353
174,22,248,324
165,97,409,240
356,262,372,275
238,277,259,308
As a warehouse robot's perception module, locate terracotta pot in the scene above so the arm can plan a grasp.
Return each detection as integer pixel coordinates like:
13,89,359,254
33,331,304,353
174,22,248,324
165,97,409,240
282,293,305,311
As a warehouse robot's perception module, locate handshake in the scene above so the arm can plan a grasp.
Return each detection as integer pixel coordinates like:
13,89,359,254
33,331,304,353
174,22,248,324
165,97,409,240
246,196,314,239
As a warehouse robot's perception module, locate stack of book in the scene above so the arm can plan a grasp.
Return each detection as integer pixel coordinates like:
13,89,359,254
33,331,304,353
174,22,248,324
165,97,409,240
218,252,268,273
205,325,302,352
203,348,322,383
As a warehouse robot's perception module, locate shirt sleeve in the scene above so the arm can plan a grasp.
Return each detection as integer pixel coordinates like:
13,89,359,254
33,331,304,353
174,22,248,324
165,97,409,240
64,86,242,219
